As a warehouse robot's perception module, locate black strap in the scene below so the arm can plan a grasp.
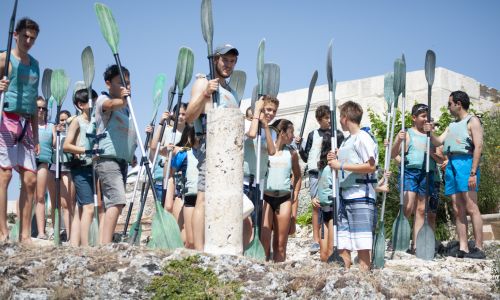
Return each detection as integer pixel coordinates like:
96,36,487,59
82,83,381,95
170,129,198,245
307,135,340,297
17,119,30,143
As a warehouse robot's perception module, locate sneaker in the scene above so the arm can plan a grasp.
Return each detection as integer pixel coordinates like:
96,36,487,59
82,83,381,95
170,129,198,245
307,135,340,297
455,250,467,258
464,247,486,259
309,242,320,254
406,248,415,255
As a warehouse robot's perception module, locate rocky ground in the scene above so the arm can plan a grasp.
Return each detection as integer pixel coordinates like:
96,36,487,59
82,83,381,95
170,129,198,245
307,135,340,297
2,184,499,299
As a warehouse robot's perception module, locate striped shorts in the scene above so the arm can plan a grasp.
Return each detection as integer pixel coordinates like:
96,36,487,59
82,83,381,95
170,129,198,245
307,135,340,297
0,112,36,173
337,197,377,251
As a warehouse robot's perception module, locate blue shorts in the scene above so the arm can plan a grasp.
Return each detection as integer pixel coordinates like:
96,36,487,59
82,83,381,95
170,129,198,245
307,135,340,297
403,168,435,196
70,166,94,207
445,155,480,196
308,171,319,198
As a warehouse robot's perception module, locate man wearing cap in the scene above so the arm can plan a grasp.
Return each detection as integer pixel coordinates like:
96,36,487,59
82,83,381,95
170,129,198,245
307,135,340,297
426,91,485,259
185,44,240,251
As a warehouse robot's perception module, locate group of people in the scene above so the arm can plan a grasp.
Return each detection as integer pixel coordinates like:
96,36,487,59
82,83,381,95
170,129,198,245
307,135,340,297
0,17,486,269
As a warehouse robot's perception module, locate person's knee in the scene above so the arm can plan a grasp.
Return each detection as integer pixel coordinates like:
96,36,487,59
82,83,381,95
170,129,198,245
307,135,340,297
0,169,13,186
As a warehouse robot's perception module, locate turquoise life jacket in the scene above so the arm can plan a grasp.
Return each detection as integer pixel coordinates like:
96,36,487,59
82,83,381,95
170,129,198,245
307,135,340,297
52,126,74,164
337,132,378,197
172,149,199,196
405,128,436,170
306,130,323,172
443,114,474,155
37,123,54,163
75,116,93,166
265,146,292,196
3,54,39,116
318,166,334,207
243,127,271,180
194,76,239,135
97,97,137,163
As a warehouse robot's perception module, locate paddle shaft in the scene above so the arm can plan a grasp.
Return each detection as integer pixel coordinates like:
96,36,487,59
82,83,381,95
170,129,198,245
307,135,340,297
328,86,340,251
425,84,432,219
0,0,19,125
399,94,406,207
122,125,154,236
253,122,263,238
54,105,62,245
207,57,220,107
379,101,395,221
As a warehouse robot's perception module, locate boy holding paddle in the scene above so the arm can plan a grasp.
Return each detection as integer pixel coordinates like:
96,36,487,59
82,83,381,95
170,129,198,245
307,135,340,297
94,65,137,244
0,18,40,243
327,101,378,271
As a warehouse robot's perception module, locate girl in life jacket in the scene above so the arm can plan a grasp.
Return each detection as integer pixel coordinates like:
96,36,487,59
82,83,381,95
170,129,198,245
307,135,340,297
261,119,301,262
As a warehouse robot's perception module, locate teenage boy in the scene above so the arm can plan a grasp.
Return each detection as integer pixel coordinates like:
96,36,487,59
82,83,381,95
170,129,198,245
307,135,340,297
0,18,40,243
327,101,378,271
95,65,137,244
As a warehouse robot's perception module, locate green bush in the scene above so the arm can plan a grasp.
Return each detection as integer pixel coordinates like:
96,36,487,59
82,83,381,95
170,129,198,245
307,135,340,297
146,255,242,300
296,205,312,226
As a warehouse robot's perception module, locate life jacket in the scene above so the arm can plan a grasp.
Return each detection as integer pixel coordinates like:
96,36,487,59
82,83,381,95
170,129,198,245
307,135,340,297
52,125,74,165
96,94,137,162
318,166,334,207
37,123,54,163
74,116,93,166
443,114,475,155
153,126,183,181
193,74,239,136
405,128,436,170
337,131,378,199
243,125,272,180
306,130,322,172
265,145,292,196
3,53,39,116
171,148,199,196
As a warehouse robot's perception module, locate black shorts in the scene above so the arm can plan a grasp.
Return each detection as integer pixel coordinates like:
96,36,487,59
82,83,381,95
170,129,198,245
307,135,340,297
263,192,291,213
320,206,334,224
184,195,197,207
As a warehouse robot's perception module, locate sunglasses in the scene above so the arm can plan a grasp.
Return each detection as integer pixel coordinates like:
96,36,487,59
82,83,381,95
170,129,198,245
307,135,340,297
37,106,47,111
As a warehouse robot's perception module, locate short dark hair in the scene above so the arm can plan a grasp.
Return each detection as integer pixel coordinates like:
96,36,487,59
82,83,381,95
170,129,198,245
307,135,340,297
59,110,71,118
411,103,428,116
103,65,130,82
315,105,329,121
73,89,98,107
317,131,332,170
15,18,39,34
450,91,470,110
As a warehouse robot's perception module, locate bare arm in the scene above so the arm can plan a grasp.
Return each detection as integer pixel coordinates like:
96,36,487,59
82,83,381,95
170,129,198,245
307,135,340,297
63,118,84,155
291,151,302,203
185,77,218,123
390,130,409,159
469,116,483,172
263,125,276,156
101,87,130,112
430,145,445,164
245,98,264,139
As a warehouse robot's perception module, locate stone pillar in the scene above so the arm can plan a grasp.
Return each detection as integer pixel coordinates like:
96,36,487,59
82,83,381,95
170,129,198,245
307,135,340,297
204,108,244,255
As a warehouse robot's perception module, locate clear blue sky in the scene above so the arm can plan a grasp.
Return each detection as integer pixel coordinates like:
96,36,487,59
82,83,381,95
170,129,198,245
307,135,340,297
2,0,499,200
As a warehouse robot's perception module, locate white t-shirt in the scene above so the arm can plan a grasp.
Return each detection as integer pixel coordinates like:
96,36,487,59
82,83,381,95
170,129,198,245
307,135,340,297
340,130,379,200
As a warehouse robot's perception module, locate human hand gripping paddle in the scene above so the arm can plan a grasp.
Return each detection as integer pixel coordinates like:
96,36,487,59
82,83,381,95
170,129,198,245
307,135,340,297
416,50,436,260
147,47,193,250
391,56,412,255
372,72,395,268
122,73,165,244
298,70,318,146
81,46,100,246
51,69,70,246
94,3,170,245
0,0,18,125
244,39,268,260
325,40,344,266
201,0,220,107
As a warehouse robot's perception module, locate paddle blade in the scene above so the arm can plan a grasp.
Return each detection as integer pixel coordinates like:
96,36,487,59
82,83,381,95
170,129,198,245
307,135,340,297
201,0,214,54
308,70,318,102
244,228,266,260
257,39,265,95
48,96,55,111
175,47,195,93
151,73,167,121
416,223,436,260
94,3,120,54
425,50,436,86
128,221,143,246
251,84,258,110
8,220,19,242
41,68,53,100
51,69,70,106
88,211,99,247
72,81,87,101
148,201,183,250
81,46,95,90
384,72,395,107
228,70,247,104
393,58,404,107
392,212,411,251
373,222,386,268
167,84,177,112
326,40,333,92
263,63,280,98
